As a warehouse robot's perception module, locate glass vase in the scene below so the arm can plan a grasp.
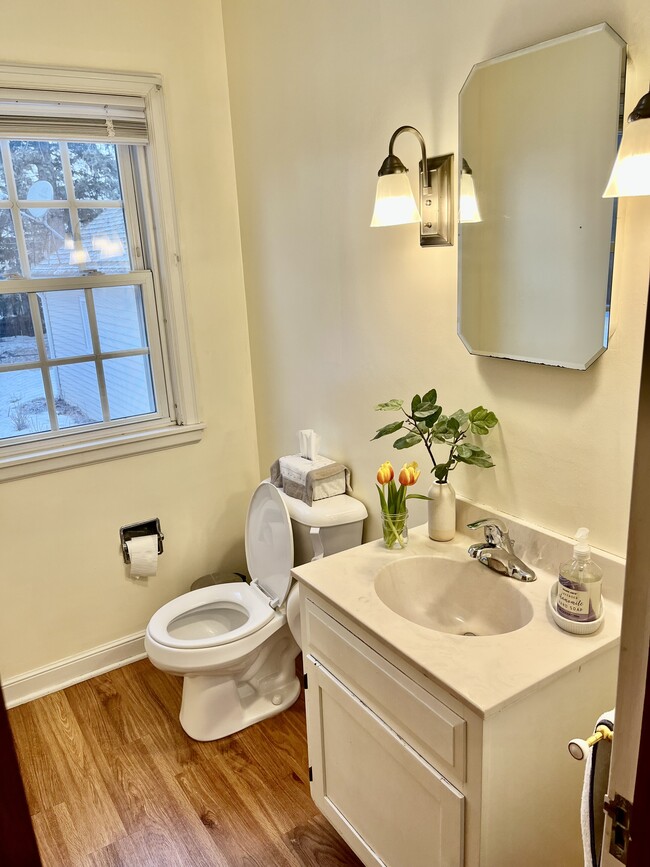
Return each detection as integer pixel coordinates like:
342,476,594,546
381,511,409,549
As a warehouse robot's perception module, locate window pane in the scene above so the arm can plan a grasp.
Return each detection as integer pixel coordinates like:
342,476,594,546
10,141,66,200
51,361,103,427
38,289,92,359
68,142,122,201
77,208,132,273
0,159,7,199
93,285,147,352
0,210,21,276
22,209,73,277
0,293,39,363
104,355,155,420
0,368,51,439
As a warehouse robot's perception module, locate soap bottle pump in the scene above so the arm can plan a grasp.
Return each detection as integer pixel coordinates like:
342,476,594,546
556,528,603,622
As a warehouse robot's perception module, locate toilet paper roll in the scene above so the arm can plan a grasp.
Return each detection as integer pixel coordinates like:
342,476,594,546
126,534,158,578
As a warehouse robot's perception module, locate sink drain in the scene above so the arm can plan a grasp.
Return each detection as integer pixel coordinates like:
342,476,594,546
462,631,478,637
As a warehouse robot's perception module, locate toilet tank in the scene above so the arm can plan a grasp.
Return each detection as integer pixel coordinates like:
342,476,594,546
278,491,368,566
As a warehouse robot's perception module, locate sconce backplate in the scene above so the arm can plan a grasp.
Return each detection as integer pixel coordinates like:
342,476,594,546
419,153,454,246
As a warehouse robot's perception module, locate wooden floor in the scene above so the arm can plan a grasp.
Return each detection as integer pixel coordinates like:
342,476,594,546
8,659,364,867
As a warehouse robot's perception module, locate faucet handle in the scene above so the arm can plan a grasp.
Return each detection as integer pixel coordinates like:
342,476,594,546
467,517,512,549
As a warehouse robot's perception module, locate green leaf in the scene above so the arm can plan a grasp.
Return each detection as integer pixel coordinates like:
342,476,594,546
422,388,437,405
371,420,404,440
446,416,460,434
375,399,404,412
423,406,442,426
450,409,469,428
411,394,422,414
393,433,422,449
405,493,433,501
467,455,495,468
434,463,450,481
376,484,389,513
468,407,498,434
413,401,439,419
455,445,495,468
468,406,487,422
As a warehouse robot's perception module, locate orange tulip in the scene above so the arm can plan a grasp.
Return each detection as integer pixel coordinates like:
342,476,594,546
398,461,420,486
376,461,394,485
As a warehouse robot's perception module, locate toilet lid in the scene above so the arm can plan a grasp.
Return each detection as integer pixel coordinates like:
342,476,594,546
245,482,294,608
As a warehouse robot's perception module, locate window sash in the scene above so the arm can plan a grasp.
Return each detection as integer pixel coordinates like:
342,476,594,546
0,141,142,280
0,270,170,446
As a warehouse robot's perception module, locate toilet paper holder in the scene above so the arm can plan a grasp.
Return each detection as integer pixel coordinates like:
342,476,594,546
120,518,164,564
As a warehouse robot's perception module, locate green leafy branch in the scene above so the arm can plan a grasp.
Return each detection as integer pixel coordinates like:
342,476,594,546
371,389,498,484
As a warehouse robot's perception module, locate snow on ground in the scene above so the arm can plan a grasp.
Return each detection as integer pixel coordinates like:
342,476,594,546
0,335,88,440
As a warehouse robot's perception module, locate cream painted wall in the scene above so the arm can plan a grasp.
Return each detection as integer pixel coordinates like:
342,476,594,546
222,0,650,558
0,0,260,679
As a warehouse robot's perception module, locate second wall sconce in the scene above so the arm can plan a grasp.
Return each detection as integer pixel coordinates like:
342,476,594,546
370,125,453,246
603,87,650,197
459,159,481,223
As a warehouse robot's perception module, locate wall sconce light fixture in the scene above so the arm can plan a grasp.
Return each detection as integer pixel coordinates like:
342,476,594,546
459,159,481,223
603,88,650,197
370,125,453,246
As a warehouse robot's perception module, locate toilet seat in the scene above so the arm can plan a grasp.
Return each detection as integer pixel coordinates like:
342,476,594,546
147,583,275,650
148,482,296,653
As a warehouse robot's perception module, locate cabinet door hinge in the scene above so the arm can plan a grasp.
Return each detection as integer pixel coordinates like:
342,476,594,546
303,672,308,689
308,766,313,782
604,792,632,864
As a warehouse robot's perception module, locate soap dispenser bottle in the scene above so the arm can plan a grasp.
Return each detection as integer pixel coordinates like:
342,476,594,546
556,528,602,622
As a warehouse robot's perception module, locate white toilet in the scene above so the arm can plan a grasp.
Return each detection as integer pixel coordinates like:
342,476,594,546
144,481,367,741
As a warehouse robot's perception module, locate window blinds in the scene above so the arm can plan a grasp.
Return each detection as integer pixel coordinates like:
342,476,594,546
0,89,148,144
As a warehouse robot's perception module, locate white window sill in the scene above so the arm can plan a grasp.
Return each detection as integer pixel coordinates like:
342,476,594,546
0,422,205,483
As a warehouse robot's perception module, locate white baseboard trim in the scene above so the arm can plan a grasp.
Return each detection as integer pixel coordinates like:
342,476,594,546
2,631,147,709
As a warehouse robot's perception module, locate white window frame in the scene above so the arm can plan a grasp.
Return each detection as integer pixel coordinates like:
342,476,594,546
0,64,203,482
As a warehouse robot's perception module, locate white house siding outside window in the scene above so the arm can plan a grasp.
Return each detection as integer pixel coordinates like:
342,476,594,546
0,69,202,480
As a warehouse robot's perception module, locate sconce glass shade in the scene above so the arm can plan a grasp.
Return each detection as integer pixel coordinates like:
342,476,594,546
603,91,650,197
370,172,420,227
459,169,481,223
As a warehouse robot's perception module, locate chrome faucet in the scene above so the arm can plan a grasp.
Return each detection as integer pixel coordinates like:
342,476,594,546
467,518,536,582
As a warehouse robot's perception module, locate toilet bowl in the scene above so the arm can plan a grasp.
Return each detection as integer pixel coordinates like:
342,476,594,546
145,480,367,741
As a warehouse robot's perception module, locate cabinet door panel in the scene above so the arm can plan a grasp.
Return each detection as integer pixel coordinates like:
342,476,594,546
306,659,464,867
305,600,466,781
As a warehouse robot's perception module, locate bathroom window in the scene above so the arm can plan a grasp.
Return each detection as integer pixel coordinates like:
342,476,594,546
0,67,202,480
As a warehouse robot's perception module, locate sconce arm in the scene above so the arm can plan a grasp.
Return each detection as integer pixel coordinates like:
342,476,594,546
384,125,432,191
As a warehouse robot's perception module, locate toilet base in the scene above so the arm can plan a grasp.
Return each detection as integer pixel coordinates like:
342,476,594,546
178,629,301,741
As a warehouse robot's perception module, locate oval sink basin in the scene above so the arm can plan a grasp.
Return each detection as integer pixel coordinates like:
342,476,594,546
374,556,534,636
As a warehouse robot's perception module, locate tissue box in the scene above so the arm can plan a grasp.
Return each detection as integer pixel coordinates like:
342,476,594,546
270,454,349,504
279,455,346,500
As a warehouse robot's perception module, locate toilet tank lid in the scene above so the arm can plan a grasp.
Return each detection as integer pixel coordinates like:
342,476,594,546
278,489,368,528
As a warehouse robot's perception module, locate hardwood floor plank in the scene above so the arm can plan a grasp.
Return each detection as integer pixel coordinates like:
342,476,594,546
285,814,365,866
175,760,301,867
91,735,220,867
20,690,126,854
84,828,193,867
64,672,140,755
31,803,87,867
9,700,64,815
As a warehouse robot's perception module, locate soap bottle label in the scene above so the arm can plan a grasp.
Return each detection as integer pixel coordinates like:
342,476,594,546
557,577,599,621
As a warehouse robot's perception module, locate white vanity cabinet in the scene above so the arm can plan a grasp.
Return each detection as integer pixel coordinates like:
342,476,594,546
301,590,619,867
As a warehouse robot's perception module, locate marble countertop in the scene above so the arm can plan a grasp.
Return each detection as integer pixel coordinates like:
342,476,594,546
292,508,623,719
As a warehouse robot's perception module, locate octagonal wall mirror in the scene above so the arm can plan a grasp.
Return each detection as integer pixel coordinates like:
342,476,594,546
458,24,626,369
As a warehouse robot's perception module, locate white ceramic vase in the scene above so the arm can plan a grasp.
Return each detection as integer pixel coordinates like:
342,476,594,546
427,480,456,541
